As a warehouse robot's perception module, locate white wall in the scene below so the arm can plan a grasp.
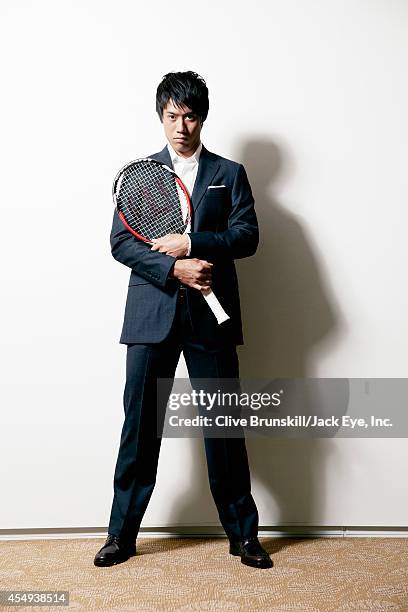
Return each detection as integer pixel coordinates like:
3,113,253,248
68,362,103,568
1,0,407,531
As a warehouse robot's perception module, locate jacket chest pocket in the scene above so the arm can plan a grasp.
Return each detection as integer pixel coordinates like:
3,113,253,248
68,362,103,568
198,189,230,230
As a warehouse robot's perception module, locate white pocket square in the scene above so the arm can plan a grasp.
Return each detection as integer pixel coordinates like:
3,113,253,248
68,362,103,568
207,185,226,189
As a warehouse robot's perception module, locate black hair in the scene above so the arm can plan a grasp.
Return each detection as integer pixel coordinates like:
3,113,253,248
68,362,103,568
156,71,209,124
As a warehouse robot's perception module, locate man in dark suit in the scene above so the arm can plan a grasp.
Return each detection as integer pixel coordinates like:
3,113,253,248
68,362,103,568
94,71,273,569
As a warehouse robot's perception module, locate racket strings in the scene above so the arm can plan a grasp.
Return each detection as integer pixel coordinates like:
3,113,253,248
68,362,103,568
115,161,189,240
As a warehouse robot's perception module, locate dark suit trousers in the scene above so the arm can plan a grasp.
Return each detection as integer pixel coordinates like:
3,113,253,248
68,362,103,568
108,289,259,543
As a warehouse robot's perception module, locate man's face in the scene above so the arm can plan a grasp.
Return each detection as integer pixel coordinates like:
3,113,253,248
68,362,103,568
162,99,202,158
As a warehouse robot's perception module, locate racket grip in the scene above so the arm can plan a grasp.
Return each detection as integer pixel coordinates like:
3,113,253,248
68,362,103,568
201,289,230,325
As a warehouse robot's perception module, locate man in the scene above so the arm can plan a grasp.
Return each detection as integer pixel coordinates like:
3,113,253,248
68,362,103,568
94,71,273,569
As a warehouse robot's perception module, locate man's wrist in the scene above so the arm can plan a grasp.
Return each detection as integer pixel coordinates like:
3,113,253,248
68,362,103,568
186,234,191,257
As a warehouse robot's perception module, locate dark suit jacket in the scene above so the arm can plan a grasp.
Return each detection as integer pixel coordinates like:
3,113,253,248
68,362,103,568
110,144,259,346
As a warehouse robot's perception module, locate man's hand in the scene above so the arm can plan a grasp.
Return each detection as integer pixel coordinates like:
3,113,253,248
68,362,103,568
151,234,189,258
170,258,213,291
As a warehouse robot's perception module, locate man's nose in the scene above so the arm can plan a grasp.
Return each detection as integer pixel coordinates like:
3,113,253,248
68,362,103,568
176,118,187,132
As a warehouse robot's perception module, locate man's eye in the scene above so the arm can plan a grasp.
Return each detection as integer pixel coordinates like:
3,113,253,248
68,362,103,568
187,115,196,120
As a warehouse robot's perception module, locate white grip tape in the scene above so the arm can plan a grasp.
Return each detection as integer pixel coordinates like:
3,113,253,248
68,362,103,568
202,289,230,325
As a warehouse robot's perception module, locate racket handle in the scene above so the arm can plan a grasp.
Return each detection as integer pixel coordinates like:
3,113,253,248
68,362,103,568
201,288,230,325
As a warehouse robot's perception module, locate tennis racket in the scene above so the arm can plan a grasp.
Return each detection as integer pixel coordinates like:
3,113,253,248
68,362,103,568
112,157,230,325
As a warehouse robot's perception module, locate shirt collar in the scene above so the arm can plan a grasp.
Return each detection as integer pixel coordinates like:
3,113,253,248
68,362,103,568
167,141,203,165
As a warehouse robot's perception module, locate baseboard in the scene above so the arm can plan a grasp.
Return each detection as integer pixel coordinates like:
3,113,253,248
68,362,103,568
1,525,407,541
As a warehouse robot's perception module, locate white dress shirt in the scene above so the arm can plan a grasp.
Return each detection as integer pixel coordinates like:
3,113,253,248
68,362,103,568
167,141,203,256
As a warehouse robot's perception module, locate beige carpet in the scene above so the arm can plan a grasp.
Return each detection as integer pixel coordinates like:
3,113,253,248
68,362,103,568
0,537,407,611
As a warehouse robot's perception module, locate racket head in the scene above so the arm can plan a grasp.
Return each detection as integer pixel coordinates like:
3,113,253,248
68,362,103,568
112,158,192,243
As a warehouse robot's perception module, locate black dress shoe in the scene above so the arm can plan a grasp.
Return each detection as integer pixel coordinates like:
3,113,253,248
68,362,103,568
229,537,273,569
94,534,136,567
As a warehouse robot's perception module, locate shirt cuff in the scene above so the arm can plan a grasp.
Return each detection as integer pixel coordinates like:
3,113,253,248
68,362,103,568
186,234,192,257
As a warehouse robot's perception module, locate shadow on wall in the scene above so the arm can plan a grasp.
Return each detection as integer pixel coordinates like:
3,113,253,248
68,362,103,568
236,137,345,527
237,137,342,378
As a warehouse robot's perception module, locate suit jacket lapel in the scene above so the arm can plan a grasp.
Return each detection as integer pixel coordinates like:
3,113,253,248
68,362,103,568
149,144,221,213
190,145,221,212
149,145,173,170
